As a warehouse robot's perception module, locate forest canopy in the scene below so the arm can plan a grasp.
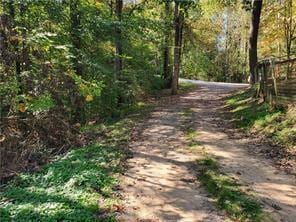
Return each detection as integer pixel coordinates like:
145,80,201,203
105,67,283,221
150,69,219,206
0,0,295,121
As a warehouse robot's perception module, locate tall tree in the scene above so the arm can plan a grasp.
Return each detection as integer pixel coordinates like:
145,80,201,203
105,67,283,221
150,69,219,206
115,0,123,75
5,1,22,90
248,0,263,84
70,0,86,121
70,0,82,75
283,0,295,79
163,0,172,88
171,1,184,95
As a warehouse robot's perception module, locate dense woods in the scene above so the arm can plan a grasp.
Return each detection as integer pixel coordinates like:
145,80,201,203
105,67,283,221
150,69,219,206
0,0,197,176
1,0,295,121
0,0,295,221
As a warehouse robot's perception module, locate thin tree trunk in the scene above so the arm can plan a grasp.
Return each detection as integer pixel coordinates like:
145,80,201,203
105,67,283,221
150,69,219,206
70,0,84,121
225,8,230,82
171,2,184,95
70,0,82,75
110,0,114,16
163,0,172,88
7,1,22,89
20,3,29,71
284,0,293,80
115,0,123,75
277,1,282,57
248,0,263,84
179,10,184,70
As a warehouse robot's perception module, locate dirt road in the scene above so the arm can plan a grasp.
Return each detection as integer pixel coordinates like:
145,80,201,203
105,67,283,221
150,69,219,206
118,81,296,222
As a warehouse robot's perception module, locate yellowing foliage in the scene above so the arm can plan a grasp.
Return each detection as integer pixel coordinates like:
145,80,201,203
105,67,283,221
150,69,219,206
85,95,93,102
18,103,26,113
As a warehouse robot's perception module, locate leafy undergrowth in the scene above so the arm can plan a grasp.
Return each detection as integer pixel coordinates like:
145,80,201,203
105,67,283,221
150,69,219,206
226,88,296,149
196,157,264,221
0,105,152,222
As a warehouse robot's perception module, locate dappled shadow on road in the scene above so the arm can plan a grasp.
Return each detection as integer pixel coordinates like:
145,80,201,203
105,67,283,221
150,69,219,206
118,87,233,221
119,83,296,222
182,86,296,222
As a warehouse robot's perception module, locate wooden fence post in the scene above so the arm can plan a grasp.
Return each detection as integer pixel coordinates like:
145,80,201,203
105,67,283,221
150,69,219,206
257,56,296,105
263,63,267,102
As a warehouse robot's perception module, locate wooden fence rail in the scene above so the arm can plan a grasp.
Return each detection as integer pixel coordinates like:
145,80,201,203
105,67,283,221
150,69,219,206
256,56,296,105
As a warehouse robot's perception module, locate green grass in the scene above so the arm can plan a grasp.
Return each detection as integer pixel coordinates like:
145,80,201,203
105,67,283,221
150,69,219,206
197,157,264,221
183,127,204,153
185,128,202,147
226,88,274,129
116,102,153,119
0,109,148,221
185,128,199,139
178,82,197,94
151,81,197,97
226,88,296,149
180,108,193,118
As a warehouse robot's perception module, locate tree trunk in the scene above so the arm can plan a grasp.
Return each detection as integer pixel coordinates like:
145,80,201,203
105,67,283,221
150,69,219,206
110,0,114,16
70,0,85,122
115,0,123,75
225,7,230,82
248,0,262,84
284,0,293,80
20,3,29,71
163,0,172,88
171,2,184,95
277,2,282,57
6,1,22,89
70,0,82,75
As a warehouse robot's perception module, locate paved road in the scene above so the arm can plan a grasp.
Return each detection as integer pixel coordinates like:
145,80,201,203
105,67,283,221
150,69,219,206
180,78,249,89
